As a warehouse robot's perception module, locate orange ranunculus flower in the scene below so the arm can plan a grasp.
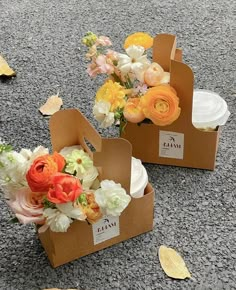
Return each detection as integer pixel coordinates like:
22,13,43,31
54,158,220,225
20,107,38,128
80,192,102,224
26,152,65,192
123,98,145,123
141,85,181,126
124,32,153,49
47,173,83,204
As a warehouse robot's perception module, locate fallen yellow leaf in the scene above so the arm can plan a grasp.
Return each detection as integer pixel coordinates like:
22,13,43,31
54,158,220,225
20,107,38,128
0,55,16,77
159,245,191,279
39,93,63,116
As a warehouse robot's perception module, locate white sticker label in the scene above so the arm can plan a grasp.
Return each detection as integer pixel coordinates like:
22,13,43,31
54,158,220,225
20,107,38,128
159,131,184,159
92,215,120,245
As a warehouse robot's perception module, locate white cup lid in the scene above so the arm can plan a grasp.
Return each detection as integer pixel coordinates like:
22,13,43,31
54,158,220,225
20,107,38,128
192,89,230,129
130,157,148,198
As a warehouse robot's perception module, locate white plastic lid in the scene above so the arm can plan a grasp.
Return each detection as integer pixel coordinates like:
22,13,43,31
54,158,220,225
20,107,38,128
192,89,230,129
130,157,148,198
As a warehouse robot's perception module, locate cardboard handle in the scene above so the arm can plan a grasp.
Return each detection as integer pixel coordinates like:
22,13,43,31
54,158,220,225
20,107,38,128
49,109,102,156
49,109,132,193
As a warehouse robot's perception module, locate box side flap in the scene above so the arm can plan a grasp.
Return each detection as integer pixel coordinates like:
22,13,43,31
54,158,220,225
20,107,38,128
93,138,132,193
170,60,194,125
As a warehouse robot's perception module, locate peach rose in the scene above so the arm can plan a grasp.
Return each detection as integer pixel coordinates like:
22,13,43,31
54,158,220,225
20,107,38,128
47,173,83,204
144,63,170,86
26,152,65,192
141,85,181,126
7,188,45,224
123,98,145,123
78,192,102,224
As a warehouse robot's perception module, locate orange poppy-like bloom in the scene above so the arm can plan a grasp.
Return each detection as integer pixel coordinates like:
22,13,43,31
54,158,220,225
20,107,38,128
141,85,181,126
47,173,83,204
124,32,153,49
123,98,145,123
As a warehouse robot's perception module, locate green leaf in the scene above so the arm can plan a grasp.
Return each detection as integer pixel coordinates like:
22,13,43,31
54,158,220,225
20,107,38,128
42,198,56,209
9,217,19,224
0,144,13,154
77,193,87,206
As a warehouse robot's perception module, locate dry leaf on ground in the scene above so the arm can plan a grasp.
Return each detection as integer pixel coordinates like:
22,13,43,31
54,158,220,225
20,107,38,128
158,245,191,279
0,55,16,77
39,94,63,116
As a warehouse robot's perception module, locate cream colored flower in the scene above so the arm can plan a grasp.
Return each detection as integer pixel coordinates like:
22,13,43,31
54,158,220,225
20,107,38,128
94,180,131,216
117,45,150,81
82,166,99,190
59,145,82,158
93,101,115,128
64,149,93,178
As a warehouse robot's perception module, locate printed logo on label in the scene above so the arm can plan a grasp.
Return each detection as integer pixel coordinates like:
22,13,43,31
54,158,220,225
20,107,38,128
159,131,184,159
92,215,120,245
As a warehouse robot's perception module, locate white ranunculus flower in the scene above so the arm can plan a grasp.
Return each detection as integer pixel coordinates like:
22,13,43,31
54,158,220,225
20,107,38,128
117,45,150,81
93,101,115,128
43,208,72,232
20,146,49,163
59,145,82,158
56,202,86,221
43,202,87,232
82,166,99,190
94,180,131,216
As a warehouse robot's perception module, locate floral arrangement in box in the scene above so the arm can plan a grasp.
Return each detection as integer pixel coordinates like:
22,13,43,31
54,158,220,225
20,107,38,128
82,32,181,130
0,141,131,233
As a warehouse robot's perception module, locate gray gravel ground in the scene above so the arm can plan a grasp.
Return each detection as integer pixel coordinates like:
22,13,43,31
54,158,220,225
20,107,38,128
0,0,235,289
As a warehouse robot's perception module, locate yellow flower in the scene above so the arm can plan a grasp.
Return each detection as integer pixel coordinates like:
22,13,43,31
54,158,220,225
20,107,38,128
96,80,126,112
124,32,153,49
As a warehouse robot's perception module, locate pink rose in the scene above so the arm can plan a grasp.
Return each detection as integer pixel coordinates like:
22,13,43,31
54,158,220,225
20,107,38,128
8,188,45,224
47,173,83,204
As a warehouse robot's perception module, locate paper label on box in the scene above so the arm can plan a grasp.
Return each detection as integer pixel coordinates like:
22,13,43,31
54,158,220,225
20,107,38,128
92,215,120,245
159,131,184,159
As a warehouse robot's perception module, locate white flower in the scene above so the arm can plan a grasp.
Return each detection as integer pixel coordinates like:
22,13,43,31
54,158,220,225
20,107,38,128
43,208,72,232
56,202,86,220
117,45,150,81
82,166,99,190
93,101,115,128
0,151,28,197
94,180,131,216
43,202,86,232
20,146,49,171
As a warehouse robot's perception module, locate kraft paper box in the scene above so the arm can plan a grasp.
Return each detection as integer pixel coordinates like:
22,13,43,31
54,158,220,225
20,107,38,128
121,34,220,170
38,109,154,268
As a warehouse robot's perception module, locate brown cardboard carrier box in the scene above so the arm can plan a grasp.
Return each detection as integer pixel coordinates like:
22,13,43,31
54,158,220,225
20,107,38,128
121,34,220,170
39,109,154,268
